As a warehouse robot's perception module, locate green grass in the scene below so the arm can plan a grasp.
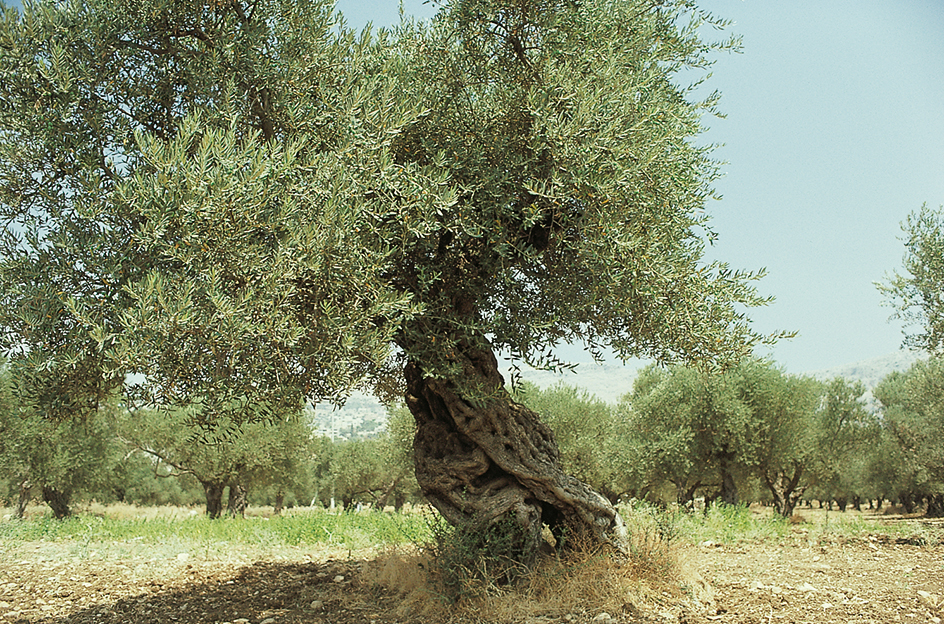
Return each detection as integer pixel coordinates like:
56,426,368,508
619,499,944,547
2,502,940,567
0,506,432,560
621,500,788,546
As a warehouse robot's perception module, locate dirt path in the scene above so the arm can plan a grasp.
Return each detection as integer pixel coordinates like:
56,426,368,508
1,517,942,624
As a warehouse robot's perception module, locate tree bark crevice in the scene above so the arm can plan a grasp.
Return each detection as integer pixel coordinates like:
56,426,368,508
404,340,626,557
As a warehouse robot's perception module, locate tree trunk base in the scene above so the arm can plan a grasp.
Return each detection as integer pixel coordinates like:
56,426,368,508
15,479,31,519
404,343,626,564
926,494,944,518
204,482,225,519
227,484,248,518
42,486,71,520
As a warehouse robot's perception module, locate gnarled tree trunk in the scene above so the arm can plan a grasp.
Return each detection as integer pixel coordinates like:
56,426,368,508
717,454,739,506
42,486,72,520
274,489,285,515
404,342,626,563
203,481,225,519
227,483,248,518
672,478,702,510
927,493,944,518
15,478,31,519
763,464,806,517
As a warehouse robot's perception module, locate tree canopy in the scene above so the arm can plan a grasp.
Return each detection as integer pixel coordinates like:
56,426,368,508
624,359,819,514
0,0,782,551
878,203,944,354
1,0,776,413
874,359,944,516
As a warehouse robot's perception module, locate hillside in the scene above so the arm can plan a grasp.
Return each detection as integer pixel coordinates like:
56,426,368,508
805,349,925,388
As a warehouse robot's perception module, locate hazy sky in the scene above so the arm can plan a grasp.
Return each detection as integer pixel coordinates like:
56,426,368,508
6,0,941,374
334,0,944,374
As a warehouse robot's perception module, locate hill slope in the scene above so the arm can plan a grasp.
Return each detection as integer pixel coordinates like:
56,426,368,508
805,349,925,388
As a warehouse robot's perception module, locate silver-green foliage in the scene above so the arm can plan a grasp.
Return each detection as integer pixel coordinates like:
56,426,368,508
623,359,821,511
874,358,944,503
879,203,944,354
0,0,780,426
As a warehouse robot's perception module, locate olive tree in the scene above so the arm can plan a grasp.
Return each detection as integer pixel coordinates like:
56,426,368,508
625,359,819,515
0,0,780,557
731,361,820,517
0,367,123,518
120,404,315,518
624,363,754,508
874,360,944,516
878,203,944,353
808,378,878,511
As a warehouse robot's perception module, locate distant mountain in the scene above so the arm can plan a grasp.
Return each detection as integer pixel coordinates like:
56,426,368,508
804,350,926,388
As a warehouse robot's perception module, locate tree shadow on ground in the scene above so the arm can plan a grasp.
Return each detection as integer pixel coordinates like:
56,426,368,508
28,559,406,624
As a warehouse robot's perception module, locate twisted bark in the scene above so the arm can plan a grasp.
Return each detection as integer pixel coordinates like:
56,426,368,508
763,463,806,517
405,341,626,563
42,486,72,520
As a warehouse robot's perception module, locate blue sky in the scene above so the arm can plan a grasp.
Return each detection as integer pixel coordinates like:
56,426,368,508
336,0,944,374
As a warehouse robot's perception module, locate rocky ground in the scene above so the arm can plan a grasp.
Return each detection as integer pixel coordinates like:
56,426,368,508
690,517,944,624
0,512,941,624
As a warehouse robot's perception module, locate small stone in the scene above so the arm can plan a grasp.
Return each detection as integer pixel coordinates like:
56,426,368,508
0,603,8,609
799,582,817,593
259,618,276,624
333,575,345,583
176,553,190,562
592,613,614,623
233,619,250,624
918,590,940,608
770,585,783,595
310,600,324,610
821,602,833,609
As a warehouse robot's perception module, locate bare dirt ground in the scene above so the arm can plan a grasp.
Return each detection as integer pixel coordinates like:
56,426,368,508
0,511,942,624
688,512,944,624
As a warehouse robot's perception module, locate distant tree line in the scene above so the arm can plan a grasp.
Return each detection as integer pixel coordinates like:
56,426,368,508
514,357,944,518
4,355,943,520
0,367,422,519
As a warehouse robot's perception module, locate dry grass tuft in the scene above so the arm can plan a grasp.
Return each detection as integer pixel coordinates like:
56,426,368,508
358,547,445,621
82,502,202,521
357,529,712,624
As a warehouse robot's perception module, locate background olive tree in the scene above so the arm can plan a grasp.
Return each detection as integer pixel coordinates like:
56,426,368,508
623,359,820,516
874,360,944,516
119,404,316,518
0,367,124,518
